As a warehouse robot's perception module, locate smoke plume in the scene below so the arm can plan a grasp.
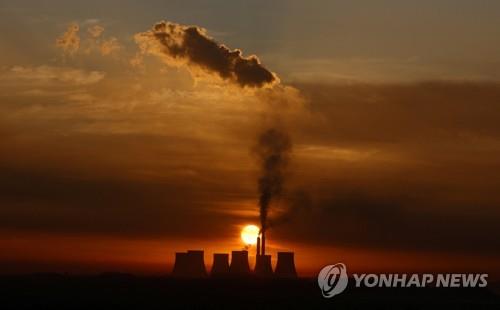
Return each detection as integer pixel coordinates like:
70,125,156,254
134,21,278,88
134,21,300,234
254,128,292,232
268,190,312,228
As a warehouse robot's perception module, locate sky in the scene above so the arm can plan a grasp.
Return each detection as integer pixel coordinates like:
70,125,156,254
1,1,500,277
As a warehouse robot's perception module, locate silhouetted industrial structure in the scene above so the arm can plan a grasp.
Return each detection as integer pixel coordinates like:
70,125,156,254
261,230,266,255
211,253,230,277
229,250,251,276
254,254,273,277
171,250,207,278
256,236,261,257
274,252,297,278
172,252,189,277
172,232,298,278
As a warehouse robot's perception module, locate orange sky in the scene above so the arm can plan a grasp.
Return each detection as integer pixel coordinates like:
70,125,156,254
1,2,500,278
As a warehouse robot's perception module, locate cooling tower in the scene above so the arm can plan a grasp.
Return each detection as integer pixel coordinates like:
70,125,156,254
229,250,250,276
275,252,297,278
171,252,189,277
172,250,207,278
211,253,230,278
254,254,273,277
186,250,207,278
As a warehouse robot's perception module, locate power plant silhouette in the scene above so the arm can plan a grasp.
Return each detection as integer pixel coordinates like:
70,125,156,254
171,234,297,278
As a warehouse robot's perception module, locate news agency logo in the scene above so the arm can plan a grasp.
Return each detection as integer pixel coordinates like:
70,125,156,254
317,263,348,298
317,263,489,299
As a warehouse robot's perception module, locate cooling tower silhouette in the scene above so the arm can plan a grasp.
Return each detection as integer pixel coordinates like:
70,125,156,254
171,252,189,277
171,250,207,278
211,253,230,278
275,252,297,278
229,250,250,276
187,250,207,277
254,254,273,277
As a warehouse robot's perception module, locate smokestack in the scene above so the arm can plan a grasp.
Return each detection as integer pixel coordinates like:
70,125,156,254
261,230,266,255
275,252,297,278
254,254,273,277
229,250,250,277
256,236,261,257
171,252,189,277
211,253,230,278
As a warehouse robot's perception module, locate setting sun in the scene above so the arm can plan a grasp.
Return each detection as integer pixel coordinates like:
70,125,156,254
241,225,260,245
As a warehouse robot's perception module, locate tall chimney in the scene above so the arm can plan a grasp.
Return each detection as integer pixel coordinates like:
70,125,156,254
261,230,266,256
275,252,297,278
229,250,250,277
211,253,230,278
256,236,261,257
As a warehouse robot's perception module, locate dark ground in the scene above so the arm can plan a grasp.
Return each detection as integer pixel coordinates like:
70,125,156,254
1,274,499,309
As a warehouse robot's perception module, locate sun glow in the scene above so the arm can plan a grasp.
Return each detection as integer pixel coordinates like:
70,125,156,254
241,225,259,245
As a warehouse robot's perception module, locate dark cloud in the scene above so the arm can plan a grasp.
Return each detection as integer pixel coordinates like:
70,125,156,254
266,81,500,257
271,182,500,256
293,81,500,146
134,21,278,88
0,130,256,240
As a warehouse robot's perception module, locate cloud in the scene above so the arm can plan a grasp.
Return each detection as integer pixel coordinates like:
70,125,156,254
267,81,500,255
56,23,121,57
5,65,105,85
82,18,100,26
1,78,499,257
87,25,104,38
100,37,121,56
134,21,278,88
56,23,80,56
5,21,500,268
